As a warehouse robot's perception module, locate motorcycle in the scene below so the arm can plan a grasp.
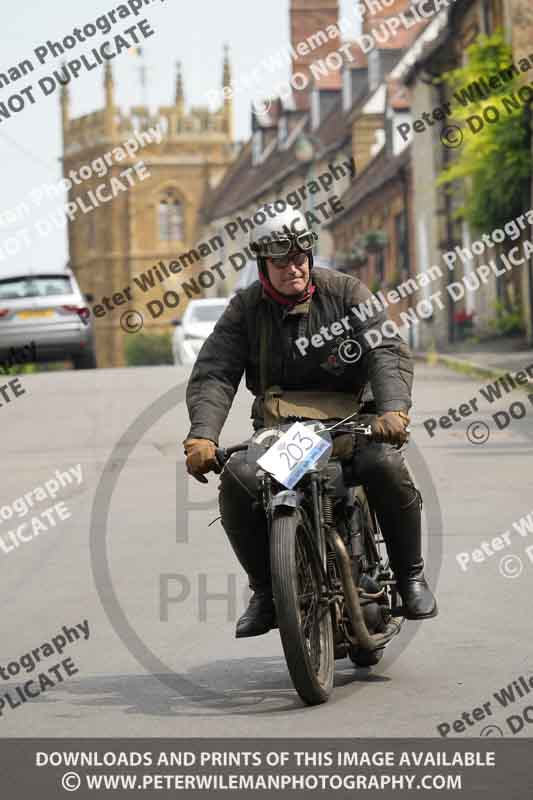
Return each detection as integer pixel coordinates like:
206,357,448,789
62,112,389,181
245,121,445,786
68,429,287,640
215,415,404,706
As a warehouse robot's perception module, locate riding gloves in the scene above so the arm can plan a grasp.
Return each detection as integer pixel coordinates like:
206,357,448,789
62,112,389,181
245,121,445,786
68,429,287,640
371,411,410,447
183,438,218,483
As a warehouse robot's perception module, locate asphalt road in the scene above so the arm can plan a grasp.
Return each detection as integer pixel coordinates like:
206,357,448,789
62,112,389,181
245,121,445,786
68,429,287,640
1,360,533,737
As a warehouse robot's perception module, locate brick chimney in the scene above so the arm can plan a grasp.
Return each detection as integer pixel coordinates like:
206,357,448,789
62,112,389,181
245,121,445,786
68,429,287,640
290,0,340,107
362,0,427,43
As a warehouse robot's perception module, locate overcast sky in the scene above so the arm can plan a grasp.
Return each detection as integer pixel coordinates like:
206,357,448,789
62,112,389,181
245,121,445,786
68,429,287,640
0,0,355,273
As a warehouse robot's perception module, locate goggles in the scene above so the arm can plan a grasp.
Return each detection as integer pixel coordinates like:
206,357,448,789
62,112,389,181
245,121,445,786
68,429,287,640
252,231,318,263
263,231,317,259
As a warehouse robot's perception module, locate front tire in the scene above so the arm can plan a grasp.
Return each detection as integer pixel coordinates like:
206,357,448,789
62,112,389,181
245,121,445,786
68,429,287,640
270,511,334,705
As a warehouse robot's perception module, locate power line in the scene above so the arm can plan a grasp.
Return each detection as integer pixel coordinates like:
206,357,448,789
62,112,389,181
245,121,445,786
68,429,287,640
0,131,58,174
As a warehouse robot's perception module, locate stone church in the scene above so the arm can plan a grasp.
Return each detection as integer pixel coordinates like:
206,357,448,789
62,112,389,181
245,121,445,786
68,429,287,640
61,53,235,367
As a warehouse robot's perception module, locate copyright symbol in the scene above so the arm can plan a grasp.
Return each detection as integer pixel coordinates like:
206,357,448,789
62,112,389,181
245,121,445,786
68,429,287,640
441,125,463,148
120,310,144,334
62,772,81,791
466,421,490,445
338,339,362,364
480,725,504,737
499,554,523,579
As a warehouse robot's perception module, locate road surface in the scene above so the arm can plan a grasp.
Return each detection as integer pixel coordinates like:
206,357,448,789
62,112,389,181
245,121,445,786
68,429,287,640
1,360,532,737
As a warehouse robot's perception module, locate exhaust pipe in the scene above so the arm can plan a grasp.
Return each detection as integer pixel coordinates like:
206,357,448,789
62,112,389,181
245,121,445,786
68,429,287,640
329,529,402,652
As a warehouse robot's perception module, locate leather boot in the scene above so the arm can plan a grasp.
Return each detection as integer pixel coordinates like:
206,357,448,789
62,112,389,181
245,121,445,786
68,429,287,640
235,588,276,638
224,524,276,637
387,491,437,620
370,487,438,620
396,559,438,620
219,458,276,637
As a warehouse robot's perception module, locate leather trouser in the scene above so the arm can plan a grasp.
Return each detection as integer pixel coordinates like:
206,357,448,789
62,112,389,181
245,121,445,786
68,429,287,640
218,440,423,593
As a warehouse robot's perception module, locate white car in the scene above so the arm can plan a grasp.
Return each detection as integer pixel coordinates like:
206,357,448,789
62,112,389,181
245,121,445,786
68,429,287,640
172,298,229,365
0,266,96,369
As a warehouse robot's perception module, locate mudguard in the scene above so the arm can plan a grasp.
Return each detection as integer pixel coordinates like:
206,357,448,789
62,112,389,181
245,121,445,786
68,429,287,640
269,490,302,513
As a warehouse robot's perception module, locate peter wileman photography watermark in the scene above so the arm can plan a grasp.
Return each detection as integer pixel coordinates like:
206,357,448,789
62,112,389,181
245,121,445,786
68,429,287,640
436,670,533,737
90,379,443,708
207,0,454,115
81,157,355,331
0,341,36,410
397,54,533,146
0,619,90,718
0,127,159,263
422,362,533,442
455,506,533,579
0,0,165,124
294,211,533,365
0,464,83,555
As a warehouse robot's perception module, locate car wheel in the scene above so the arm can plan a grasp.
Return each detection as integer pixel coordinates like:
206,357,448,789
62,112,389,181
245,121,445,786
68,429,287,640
72,350,97,370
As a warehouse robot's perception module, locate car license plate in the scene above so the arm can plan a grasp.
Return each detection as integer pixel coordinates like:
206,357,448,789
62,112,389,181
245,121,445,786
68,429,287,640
17,310,54,318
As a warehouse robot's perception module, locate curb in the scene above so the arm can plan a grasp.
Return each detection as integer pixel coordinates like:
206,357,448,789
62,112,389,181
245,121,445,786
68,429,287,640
413,351,533,388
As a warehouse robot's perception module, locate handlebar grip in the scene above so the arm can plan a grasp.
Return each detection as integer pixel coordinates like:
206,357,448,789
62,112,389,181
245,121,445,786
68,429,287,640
215,447,227,468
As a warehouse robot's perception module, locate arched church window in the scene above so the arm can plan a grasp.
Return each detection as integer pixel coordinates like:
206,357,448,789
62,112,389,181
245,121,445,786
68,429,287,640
159,191,183,241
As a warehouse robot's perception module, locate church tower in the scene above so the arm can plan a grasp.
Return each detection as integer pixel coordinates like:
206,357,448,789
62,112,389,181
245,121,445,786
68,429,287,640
61,51,235,368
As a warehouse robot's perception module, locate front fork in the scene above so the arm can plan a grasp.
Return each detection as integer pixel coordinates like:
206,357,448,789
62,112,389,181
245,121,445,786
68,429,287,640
261,469,332,600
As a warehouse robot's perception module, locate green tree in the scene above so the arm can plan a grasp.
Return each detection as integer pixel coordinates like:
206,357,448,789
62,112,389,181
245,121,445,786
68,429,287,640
437,31,532,232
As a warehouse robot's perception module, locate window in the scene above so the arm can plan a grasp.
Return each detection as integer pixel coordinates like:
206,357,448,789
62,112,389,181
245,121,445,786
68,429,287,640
368,51,380,92
342,67,352,112
395,212,407,275
481,0,491,33
188,302,227,323
376,250,385,284
159,191,183,241
0,276,73,299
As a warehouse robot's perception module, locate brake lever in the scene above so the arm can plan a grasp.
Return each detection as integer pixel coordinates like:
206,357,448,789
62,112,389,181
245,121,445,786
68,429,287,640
350,424,373,437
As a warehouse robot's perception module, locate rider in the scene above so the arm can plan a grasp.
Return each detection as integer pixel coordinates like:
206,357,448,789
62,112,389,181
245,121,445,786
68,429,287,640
184,205,437,637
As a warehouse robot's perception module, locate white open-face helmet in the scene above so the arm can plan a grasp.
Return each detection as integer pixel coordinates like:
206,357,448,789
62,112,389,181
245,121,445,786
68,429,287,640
249,204,317,266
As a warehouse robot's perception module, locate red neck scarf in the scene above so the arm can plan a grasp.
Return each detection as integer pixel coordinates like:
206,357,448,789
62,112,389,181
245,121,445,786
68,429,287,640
259,270,315,308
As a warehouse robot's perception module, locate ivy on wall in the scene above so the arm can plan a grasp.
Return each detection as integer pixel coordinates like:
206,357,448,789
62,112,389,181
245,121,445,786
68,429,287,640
437,30,532,233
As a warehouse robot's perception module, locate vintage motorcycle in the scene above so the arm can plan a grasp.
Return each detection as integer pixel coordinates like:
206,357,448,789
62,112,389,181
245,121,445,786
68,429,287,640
216,415,404,706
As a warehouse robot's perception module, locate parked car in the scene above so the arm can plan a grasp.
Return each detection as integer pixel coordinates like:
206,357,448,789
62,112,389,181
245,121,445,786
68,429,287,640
172,298,229,365
0,267,97,369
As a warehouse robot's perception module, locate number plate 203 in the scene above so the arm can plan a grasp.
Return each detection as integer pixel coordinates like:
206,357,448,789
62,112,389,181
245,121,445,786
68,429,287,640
256,422,331,489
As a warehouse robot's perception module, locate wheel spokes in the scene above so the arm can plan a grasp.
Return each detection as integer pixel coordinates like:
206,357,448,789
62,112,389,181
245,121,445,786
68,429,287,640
295,529,324,674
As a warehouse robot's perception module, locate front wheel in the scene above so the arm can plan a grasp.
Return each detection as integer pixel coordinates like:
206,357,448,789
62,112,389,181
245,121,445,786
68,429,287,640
270,511,334,705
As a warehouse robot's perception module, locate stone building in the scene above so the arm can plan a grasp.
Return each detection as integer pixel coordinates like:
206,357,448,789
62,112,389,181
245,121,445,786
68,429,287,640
61,53,236,367
201,0,429,315
404,0,533,349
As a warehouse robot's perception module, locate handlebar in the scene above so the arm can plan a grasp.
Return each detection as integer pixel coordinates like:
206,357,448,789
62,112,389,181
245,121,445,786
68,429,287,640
214,418,378,469
215,443,248,469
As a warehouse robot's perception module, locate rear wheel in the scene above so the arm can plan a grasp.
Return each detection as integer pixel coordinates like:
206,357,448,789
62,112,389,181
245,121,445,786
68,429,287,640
270,511,334,705
348,489,390,668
